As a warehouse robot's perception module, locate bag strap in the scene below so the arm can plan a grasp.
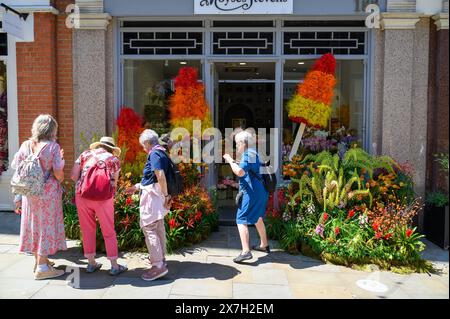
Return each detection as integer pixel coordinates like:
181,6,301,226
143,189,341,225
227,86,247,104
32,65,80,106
29,140,49,158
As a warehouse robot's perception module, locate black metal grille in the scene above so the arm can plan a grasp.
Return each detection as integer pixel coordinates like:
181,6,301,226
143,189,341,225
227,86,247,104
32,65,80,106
0,33,7,56
283,31,366,55
212,32,274,55
122,32,203,55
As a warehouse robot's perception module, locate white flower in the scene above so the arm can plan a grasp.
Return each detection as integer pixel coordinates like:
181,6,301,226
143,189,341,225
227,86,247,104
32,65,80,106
314,130,329,138
306,203,316,215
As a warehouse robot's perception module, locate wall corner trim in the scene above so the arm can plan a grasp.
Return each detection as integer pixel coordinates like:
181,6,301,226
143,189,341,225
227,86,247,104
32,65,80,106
73,13,111,30
380,12,421,29
432,13,449,30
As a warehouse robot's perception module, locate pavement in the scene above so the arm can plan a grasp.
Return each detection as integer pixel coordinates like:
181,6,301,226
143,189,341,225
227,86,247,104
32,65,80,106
0,212,448,299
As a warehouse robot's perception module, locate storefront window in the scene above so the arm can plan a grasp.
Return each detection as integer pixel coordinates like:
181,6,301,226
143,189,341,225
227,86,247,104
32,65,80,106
283,59,365,156
122,59,203,135
0,60,7,175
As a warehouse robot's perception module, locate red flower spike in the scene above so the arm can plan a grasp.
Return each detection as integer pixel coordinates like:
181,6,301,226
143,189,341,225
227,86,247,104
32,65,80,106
322,213,329,222
334,227,340,236
372,222,379,232
126,197,133,206
347,209,356,219
169,218,177,230
406,229,413,238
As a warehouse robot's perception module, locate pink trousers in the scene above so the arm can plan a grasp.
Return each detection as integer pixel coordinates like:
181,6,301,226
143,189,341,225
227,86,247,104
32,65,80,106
75,194,118,261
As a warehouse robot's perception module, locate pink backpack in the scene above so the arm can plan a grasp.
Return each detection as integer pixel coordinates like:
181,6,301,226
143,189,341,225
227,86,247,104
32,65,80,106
79,153,114,201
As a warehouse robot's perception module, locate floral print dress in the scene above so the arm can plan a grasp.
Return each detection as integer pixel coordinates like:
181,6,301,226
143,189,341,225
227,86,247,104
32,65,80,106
12,140,67,256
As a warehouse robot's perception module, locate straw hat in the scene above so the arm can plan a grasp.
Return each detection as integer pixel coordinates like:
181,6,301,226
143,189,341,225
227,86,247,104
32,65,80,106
90,136,121,157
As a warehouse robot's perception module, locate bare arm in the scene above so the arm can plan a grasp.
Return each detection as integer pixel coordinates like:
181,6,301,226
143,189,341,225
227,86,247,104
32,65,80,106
70,163,81,182
113,171,119,189
223,154,245,177
155,169,168,196
53,168,64,183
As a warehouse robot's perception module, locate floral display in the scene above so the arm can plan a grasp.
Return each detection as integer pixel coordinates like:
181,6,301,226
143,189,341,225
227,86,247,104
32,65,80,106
63,112,218,253
287,53,337,128
169,67,212,134
117,107,146,164
269,147,431,273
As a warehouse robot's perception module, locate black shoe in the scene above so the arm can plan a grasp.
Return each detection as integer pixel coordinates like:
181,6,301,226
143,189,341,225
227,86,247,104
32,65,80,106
252,245,270,253
233,251,253,263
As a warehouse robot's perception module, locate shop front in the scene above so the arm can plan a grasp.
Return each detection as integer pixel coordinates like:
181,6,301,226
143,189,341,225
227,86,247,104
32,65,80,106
111,1,376,216
1,0,448,221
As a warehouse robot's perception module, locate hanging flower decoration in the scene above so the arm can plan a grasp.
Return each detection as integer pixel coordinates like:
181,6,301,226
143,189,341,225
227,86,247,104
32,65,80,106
287,53,337,128
169,67,212,135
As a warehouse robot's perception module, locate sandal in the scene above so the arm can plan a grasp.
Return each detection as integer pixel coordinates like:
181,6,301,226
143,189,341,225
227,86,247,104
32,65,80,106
252,245,271,253
86,262,102,273
109,264,128,276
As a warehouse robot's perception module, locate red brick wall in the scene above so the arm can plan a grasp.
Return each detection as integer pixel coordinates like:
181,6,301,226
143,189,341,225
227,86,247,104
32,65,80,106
16,1,74,177
55,0,75,176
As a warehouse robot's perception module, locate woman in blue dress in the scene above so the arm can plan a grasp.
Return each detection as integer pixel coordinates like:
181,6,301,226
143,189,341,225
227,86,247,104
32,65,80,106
223,130,270,263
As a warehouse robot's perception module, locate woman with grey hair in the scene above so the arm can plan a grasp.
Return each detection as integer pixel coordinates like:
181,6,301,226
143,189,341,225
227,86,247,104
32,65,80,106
127,129,171,281
11,114,67,280
223,130,270,263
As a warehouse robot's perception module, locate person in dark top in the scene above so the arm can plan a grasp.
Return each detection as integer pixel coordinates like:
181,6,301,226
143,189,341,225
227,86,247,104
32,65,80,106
127,129,171,281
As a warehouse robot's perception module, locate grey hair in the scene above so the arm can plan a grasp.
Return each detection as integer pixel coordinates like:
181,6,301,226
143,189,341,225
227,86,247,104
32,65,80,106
139,129,159,146
31,114,58,142
235,131,255,146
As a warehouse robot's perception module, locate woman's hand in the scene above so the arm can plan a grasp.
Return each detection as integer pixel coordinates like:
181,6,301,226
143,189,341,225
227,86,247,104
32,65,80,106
60,148,65,160
223,154,234,164
15,201,22,215
125,185,137,195
164,195,172,210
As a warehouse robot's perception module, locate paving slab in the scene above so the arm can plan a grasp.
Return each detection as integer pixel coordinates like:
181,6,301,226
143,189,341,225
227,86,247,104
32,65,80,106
290,283,356,299
31,282,108,299
233,268,289,286
0,244,17,254
233,283,294,299
171,278,233,298
102,277,173,299
0,278,49,299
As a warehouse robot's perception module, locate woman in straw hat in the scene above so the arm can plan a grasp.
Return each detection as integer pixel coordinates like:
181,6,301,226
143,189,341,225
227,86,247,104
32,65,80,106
71,136,127,276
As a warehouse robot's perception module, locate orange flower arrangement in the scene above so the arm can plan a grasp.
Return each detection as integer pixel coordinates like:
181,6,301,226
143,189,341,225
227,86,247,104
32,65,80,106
287,53,337,128
169,67,212,134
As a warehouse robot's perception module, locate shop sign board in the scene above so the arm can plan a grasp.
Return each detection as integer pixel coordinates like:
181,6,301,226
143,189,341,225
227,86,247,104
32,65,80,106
194,0,293,15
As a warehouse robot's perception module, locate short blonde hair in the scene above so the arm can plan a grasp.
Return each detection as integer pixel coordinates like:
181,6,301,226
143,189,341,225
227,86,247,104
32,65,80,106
31,114,58,142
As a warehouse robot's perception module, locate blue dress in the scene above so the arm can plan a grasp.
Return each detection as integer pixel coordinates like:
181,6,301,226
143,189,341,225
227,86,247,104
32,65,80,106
236,148,269,225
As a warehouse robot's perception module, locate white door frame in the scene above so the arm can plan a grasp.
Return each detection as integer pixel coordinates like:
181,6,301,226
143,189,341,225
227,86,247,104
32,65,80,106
0,34,19,211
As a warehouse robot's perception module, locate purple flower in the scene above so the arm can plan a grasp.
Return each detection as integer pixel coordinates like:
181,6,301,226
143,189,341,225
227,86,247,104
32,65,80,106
315,224,325,237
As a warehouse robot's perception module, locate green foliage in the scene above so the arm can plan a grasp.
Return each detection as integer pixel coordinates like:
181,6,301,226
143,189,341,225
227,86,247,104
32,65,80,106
426,191,449,208
434,153,449,176
342,148,395,179
274,147,431,273
279,222,303,254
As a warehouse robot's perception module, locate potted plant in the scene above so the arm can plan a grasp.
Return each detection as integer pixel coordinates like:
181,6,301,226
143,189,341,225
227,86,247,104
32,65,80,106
424,153,449,249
